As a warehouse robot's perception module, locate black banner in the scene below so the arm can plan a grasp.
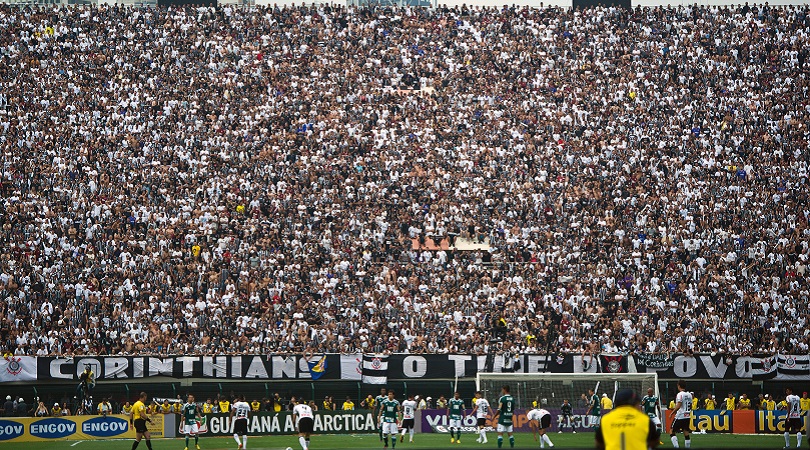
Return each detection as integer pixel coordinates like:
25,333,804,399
25,353,810,382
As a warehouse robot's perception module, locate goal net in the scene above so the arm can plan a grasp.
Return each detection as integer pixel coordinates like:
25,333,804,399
476,372,659,422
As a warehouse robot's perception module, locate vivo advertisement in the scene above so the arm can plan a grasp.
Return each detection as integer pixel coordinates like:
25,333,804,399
421,408,598,433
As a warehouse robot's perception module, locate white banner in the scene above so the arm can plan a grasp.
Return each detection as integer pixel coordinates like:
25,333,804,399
339,354,362,381
0,356,37,382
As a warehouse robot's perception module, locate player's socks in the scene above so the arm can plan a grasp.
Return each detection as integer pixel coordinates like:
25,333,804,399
543,434,553,447
299,436,307,450
509,435,514,448
797,432,802,447
195,435,199,447
384,436,389,447
186,436,190,447
670,435,679,448
234,434,241,446
131,441,140,450
787,432,792,448
392,436,396,449
243,435,248,449
497,436,503,448
410,428,414,441
540,439,544,448
684,436,690,448
145,439,153,450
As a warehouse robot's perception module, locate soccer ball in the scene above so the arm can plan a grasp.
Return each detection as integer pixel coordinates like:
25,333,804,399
286,447,294,450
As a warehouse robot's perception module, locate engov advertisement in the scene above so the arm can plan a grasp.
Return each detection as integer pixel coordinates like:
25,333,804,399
0,414,164,442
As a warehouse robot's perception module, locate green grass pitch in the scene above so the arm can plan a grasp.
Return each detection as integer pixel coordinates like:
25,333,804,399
10,432,796,450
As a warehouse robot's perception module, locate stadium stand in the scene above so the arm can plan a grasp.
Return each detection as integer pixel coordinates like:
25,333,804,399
0,2,808,358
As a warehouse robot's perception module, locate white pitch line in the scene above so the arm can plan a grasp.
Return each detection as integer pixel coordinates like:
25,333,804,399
70,441,85,446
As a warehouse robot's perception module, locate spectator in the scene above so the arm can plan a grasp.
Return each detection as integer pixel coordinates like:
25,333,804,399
34,401,48,417
0,3,807,358
51,402,61,417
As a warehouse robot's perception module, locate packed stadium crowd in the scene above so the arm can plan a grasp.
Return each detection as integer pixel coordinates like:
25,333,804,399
0,1,809,358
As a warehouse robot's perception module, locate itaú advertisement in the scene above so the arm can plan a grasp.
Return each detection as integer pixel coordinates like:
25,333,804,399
664,409,810,434
0,414,164,442
421,408,598,433
663,410,732,434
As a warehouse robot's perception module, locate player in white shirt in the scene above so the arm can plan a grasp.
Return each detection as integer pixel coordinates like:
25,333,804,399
470,392,490,444
230,395,251,449
293,399,315,450
527,407,554,449
400,394,417,443
784,388,803,449
669,380,693,449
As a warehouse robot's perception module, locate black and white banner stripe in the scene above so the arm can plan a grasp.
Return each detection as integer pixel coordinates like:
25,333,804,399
362,354,389,384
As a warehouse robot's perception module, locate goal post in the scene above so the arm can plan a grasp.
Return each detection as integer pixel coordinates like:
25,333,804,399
476,372,660,419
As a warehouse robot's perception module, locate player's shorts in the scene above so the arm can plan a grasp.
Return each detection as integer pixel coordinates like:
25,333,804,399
496,423,513,433
382,422,398,434
671,418,690,433
298,417,314,434
650,415,661,427
590,415,601,426
184,423,199,435
449,419,462,428
477,417,487,427
133,418,148,433
539,415,552,429
401,418,414,430
787,418,803,432
234,418,248,435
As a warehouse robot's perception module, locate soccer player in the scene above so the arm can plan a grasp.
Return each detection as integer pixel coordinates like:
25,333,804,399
596,389,661,450
642,388,664,446
669,380,693,448
400,394,417,443
448,392,465,444
471,391,490,443
379,390,401,449
786,388,803,449
559,399,574,434
586,388,601,428
375,388,388,441
182,394,202,450
293,398,314,450
129,392,153,450
527,406,554,449
492,385,515,449
231,395,250,449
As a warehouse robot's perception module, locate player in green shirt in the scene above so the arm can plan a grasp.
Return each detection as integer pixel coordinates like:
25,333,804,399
378,391,401,449
182,394,202,450
585,388,601,427
374,388,387,441
447,392,466,444
642,387,664,445
492,385,515,449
